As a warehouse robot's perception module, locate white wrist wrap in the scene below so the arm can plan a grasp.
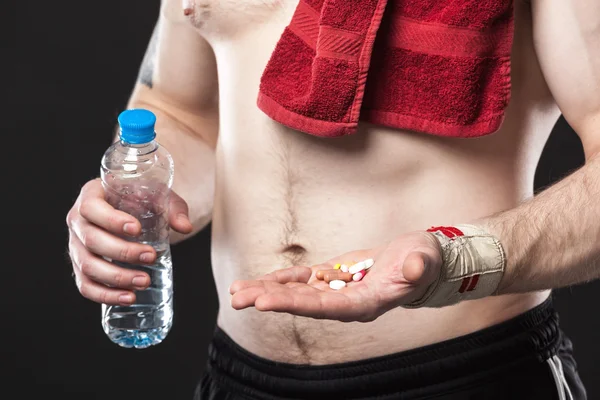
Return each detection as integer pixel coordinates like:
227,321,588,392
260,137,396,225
404,224,506,308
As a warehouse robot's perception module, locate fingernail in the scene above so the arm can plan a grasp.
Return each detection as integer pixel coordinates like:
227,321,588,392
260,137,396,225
132,276,149,288
119,294,134,304
140,252,154,263
123,223,137,235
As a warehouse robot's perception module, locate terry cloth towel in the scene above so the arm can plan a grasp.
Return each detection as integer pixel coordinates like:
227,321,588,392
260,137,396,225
257,0,514,138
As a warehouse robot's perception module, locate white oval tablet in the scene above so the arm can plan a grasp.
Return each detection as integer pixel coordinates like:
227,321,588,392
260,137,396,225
364,258,374,270
329,280,347,290
348,261,366,274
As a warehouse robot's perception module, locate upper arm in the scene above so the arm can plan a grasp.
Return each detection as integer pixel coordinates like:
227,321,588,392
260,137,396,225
531,0,600,158
127,0,219,144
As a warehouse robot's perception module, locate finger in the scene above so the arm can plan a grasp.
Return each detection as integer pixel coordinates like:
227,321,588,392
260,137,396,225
229,266,312,295
230,281,314,311
230,279,290,308
258,266,312,284
402,252,429,283
168,191,193,234
69,234,150,290
229,279,263,295
71,218,156,264
78,195,142,237
231,280,368,321
73,266,136,306
255,289,355,320
230,283,271,309
230,279,322,309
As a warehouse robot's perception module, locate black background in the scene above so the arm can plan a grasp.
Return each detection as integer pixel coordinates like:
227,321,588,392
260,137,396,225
8,1,599,399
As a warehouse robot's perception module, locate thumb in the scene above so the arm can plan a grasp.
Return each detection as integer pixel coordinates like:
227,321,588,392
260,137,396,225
402,252,435,284
168,191,193,234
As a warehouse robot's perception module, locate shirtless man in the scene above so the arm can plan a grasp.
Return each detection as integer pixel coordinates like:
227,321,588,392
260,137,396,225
66,0,598,398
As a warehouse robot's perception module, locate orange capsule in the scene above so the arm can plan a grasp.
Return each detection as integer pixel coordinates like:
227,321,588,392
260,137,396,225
316,269,336,280
324,271,354,283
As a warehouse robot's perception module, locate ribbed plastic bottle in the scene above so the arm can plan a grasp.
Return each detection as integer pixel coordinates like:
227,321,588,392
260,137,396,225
100,109,174,348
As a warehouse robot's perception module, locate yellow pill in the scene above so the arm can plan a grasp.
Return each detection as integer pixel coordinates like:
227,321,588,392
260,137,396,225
334,263,341,270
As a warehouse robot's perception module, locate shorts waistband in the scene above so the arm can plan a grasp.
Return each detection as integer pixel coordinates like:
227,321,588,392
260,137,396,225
206,298,561,399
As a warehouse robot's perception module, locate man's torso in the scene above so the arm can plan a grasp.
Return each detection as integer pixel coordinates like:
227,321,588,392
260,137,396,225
180,0,559,364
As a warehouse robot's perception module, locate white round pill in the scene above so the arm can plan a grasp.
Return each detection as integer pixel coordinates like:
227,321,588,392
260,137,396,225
329,280,347,290
340,264,349,273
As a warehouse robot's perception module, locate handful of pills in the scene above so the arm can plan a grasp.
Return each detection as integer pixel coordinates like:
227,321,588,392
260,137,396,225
316,259,374,290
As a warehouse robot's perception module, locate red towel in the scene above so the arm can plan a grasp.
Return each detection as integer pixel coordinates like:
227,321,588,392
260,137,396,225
257,0,514,138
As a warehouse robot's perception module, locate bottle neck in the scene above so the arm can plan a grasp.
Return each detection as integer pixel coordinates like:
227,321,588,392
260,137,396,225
118,138,158,154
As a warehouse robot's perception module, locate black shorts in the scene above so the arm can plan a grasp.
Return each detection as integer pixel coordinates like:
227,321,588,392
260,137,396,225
195,298,586,399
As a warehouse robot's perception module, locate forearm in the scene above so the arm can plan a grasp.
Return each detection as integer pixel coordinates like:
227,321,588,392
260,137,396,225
126,91,218,243
477,153,600,294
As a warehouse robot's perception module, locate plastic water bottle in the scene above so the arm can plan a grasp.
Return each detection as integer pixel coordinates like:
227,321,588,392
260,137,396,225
100,109,174,348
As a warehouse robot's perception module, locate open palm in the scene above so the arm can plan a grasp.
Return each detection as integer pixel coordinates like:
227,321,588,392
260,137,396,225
229,231,442,322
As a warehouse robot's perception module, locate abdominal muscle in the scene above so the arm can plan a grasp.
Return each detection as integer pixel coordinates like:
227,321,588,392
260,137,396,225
210,114,552,364
192,0,559,364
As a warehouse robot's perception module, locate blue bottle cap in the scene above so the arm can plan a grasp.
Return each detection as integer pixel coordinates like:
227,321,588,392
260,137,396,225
118,109,157,144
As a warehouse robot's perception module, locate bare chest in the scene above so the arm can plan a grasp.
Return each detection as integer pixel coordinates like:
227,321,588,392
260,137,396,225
182,0,295,39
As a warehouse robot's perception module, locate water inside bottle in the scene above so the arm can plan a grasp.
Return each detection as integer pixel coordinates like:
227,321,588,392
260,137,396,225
101,181,174,348
101,246,173,349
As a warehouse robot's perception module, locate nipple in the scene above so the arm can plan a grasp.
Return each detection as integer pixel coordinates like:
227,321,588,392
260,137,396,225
183,0,194,16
